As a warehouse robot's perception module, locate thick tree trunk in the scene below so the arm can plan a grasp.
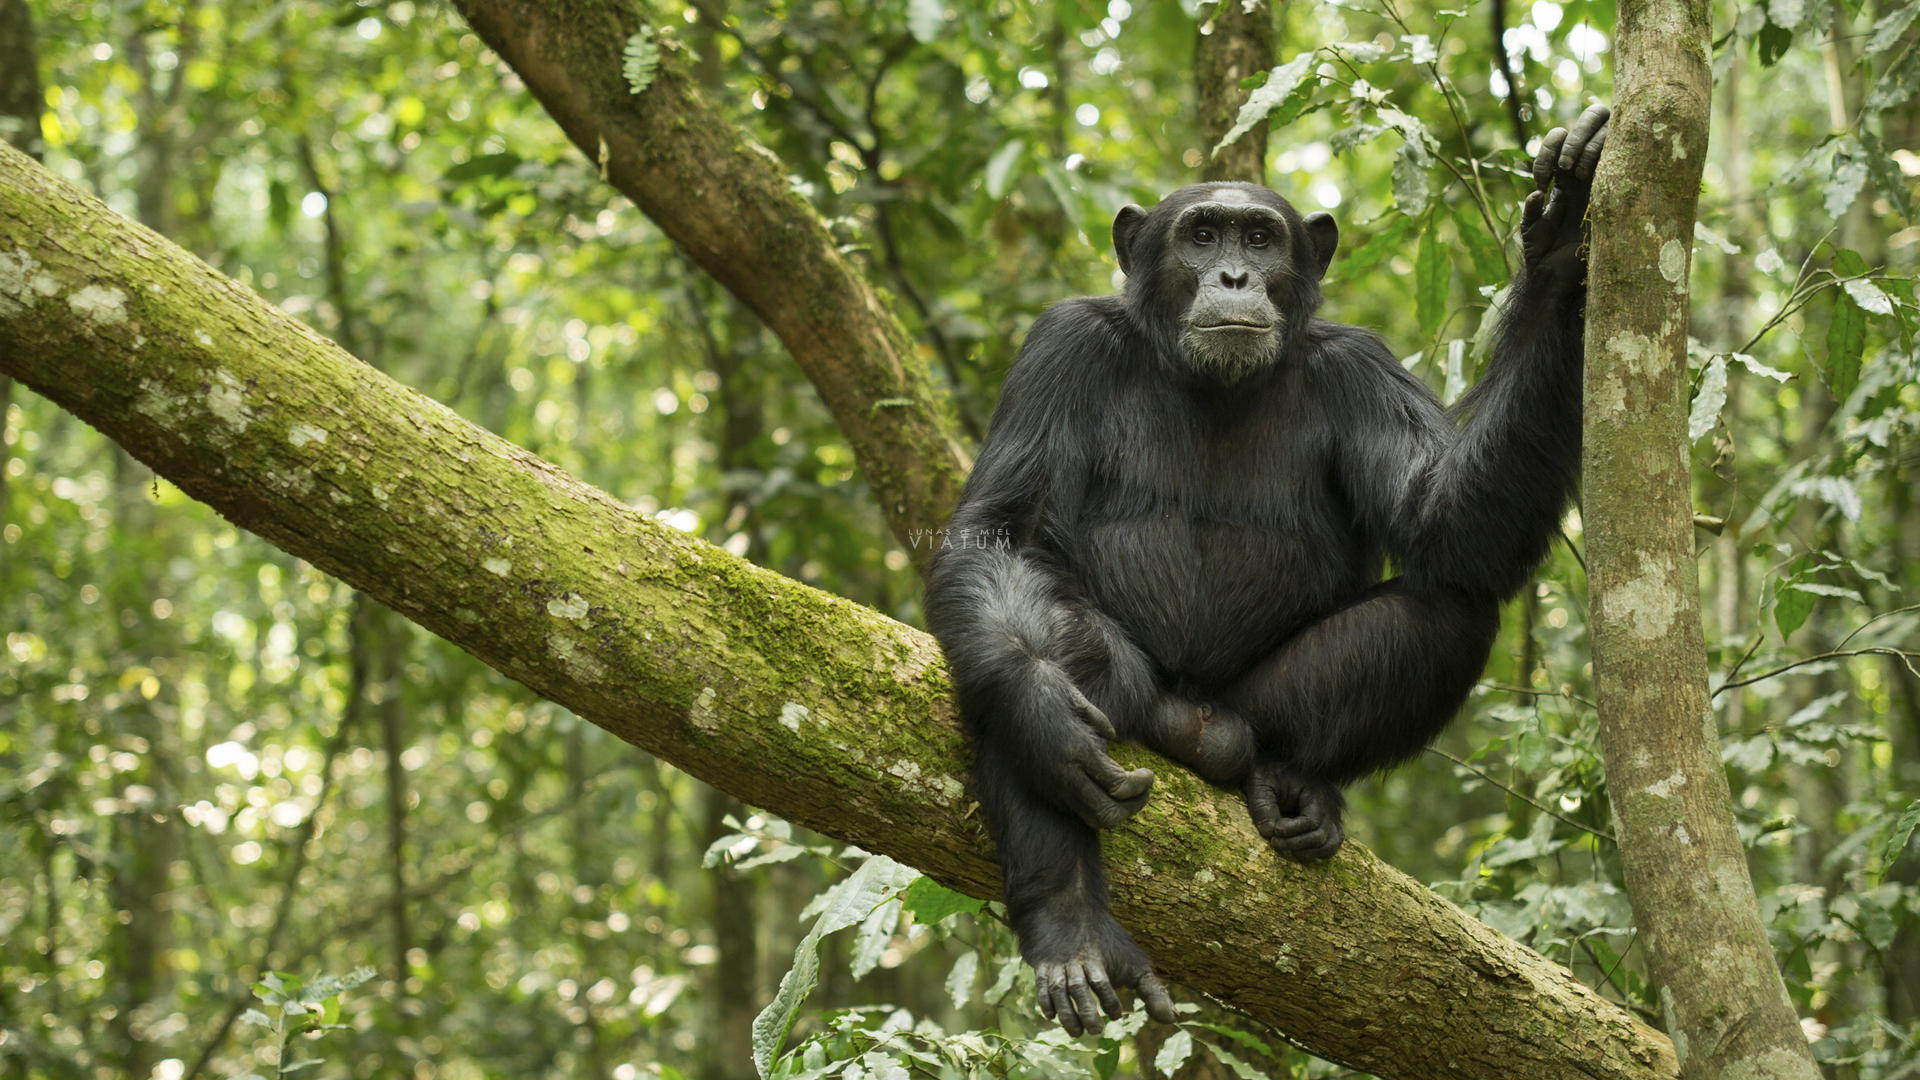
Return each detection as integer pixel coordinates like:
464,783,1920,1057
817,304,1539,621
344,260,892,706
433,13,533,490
447,0,968,559
0,141,1679,1080
1196,0,1277,184
1582,2,1821,1077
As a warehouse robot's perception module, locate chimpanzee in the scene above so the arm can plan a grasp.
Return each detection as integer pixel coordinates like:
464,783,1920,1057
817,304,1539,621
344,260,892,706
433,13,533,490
924,105,1609,1032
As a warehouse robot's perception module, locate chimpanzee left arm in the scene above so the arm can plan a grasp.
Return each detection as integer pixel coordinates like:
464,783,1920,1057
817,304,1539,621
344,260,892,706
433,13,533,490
1341,105,1609,601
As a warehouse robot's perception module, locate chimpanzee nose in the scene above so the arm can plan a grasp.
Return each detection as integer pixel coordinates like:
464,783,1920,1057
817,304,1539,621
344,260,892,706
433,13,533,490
1219,269,1250,289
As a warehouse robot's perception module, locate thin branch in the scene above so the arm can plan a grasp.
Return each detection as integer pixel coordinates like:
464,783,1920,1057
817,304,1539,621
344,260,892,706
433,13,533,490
1478,681,1598,709
1837,603,1920,649
1425,745,1616,843
1714,646,1920,696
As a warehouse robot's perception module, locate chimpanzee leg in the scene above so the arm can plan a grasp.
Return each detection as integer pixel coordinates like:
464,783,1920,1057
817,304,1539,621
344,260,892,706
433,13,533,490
973,744,1175,1034
1217,579,1501,859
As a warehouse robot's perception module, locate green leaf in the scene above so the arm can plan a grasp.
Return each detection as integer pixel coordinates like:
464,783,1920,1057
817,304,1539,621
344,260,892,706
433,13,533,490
1880,801,1920,879
944,951,979,1009
1861,128,1913,221
1451,206,1508,287
1868,46,1920,111
623,29,662,96
1757,21,1794,65
1832,247,1872,277
1330,211,1419,282
1865,2,1920,54
1093,1038,1121,1080
444,153,523,183
1773,557,1818,638
240,1009,273,1028
984,139,1026,200
1038,159,1086,235
1416,218,1451,337
848,898,901,980
1213,53,1317,157
1826,144,1870,219
1825,290,1867,401
751,857,919,1077
898,875,985,925
1154,1030,1194,1074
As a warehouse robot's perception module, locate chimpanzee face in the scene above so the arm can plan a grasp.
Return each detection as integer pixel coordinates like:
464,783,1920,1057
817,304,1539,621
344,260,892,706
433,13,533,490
1113,183,1338,384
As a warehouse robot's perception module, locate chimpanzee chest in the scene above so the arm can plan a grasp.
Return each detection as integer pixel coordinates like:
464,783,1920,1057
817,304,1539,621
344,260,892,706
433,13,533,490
1069,373,1379,685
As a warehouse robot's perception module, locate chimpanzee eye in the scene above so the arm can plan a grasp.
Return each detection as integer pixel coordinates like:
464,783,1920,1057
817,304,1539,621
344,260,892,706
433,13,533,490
1192,227,1217,245
1247,229,1271,248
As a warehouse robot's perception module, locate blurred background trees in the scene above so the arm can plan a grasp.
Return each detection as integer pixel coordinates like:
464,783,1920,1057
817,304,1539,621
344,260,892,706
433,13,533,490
1,0,1919,1076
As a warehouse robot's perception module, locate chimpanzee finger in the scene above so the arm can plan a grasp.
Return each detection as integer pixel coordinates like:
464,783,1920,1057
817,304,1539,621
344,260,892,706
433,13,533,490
1266,812,1325,839
1573,124,1608,181
1063,771,1123,829
1244,774,1283,837
1065,965,1105,1033
1069,686,1118,740
1534,127,1569,190
1559,104,1611,176
1139,971,1177,1024
1278,826,1345,861
1036,970,1060,1021
1089,963,1124,1019
1084,751,1155,800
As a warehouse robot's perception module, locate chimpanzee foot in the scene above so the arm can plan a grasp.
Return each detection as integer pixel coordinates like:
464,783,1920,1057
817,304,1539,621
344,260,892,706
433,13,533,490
1025,906,1178,1036
1244,763,1346,861
1149,696,1255,785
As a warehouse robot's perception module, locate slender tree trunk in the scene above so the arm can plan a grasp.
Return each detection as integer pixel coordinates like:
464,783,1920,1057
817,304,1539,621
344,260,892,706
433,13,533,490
378,613,414,980
702,788,757,1080
1489,0,1529,148
0,141,1681,1080
1582,0,1821,1074
1196,0,1277,183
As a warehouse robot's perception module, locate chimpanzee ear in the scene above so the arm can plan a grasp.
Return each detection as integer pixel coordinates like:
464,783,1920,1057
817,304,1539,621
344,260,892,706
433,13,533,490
1301,211,1339,281
1112,204,1149,276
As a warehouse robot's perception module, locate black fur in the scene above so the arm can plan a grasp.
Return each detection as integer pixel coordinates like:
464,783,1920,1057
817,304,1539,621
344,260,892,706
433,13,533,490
926,108,1609,1033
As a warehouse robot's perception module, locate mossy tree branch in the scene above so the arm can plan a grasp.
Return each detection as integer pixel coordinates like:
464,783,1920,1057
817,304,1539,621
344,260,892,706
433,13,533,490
0,142,1677,1080
449,0,970,559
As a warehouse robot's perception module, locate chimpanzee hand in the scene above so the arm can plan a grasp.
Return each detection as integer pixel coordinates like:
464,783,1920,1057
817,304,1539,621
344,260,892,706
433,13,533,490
1026,900,1178,1036
1519,103,1610,293
1245,763,1346,861
1027,663,1155,830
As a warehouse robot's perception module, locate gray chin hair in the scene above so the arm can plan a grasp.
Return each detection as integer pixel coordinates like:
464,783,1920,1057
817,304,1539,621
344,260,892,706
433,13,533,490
1178,322,1284,384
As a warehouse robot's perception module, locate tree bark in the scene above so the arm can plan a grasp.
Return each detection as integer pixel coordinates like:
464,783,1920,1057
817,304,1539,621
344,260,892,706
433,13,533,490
1196,0,1277,184
447,0,969,559
1581,2,1821,1077
0,140,1677,1080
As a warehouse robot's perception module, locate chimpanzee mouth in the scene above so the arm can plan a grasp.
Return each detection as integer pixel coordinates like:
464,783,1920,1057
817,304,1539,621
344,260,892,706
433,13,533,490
1192,320,1275,332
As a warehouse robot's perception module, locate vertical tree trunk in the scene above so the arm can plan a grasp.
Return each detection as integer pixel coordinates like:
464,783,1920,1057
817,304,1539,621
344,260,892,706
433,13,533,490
1582,0,1821,1075
702,788,757,1080
1196,0,1277,184
1489,0,1529,148
0,0,40,524
378,614,414,980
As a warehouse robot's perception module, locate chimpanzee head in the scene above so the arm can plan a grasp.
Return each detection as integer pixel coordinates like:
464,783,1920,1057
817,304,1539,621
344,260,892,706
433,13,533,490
1112,183,1338,383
